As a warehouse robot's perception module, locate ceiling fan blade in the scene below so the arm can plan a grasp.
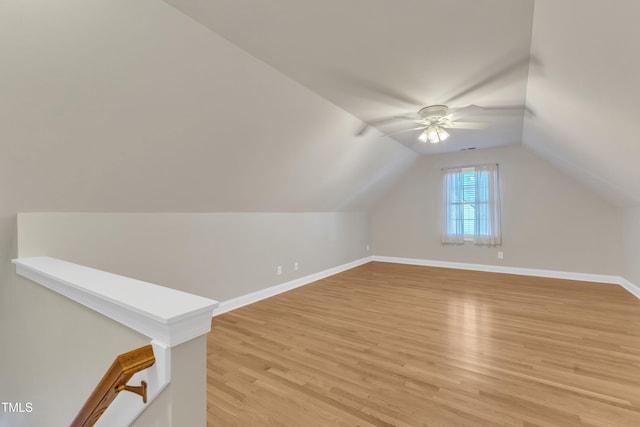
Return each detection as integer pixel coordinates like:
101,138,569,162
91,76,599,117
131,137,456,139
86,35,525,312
445,104,485,121
443,54,535,105
381,125,428,138
356,114,422,136
444,122,489,130
480,104,536,117
355,123,371,136
396,114,422,122
332,70,424,107
445,104,534,124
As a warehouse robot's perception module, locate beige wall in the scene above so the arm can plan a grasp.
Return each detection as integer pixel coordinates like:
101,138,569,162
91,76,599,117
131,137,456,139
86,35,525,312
1,0,636,425
17,212,370,302
0,0,414,216
0,272,149,427
523,0,640,207
0,0,401,424
621,207,640,285
4,211,368,425
371,145,623,275
132,336,207,427
0,266,207,427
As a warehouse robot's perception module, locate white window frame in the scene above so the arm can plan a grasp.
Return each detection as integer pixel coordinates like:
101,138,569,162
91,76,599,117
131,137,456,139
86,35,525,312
441,164,502,246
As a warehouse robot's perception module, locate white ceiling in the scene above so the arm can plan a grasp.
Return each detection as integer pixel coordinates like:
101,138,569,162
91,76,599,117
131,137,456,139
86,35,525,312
523,0,640,206
164,0,640,206
163,0,535,155
3,0,639,215
0,0,416,213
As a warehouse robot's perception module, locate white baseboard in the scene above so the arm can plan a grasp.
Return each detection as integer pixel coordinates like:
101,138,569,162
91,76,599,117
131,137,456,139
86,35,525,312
371,255,621,284
372,255,640,300
212,256,374,316
213,256,640,316
619,277,640,300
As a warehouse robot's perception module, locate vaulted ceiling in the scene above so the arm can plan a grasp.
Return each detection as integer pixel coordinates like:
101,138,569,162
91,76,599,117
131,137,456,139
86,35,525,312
523,0,640,207
2,0,639,215
164,0,535,155
0,0,416,213
163,0,640,207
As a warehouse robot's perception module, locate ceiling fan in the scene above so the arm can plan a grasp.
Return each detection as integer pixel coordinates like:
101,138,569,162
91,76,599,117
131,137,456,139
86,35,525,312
383,104,489,144
353,54,539,144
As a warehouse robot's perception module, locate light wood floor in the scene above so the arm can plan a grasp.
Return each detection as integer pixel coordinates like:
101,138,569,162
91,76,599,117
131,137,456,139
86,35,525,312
207,262,640,426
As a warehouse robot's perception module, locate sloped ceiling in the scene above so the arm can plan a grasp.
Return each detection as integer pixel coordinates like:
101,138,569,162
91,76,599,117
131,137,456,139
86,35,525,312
0,0,416,213
523,0,640,206
163,0,535,156
164,0,640,207
2,0,638,215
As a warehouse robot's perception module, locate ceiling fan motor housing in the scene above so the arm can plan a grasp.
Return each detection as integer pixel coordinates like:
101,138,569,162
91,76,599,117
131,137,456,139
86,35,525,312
418,105,449,122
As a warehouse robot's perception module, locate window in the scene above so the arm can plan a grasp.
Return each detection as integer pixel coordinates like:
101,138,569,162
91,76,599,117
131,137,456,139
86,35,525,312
441,164,501,246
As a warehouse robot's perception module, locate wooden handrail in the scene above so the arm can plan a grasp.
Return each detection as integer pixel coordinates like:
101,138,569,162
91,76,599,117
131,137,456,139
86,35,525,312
71,344,155,427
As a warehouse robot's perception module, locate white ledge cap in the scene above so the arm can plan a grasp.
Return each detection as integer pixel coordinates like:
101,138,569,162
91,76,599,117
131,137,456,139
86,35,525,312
13,257,218,347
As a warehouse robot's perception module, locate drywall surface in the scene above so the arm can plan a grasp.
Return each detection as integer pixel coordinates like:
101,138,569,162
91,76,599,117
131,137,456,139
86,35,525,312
0,267,207,427
171,336,207,426
524,0,640,207
371,145,622,275
132,336,207,427
17,212,370,302
621,207,640,286
6,210,368,424
0,272,149,427
0,0,415,215
0,0,411,423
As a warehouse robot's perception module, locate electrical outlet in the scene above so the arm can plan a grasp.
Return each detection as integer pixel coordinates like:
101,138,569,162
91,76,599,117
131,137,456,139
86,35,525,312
277,265,282,275
366,245,370,252
498,251,504,259
294,262,299,271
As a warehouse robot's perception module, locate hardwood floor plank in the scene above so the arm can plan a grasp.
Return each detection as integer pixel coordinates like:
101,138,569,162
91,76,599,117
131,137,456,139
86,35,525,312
207,262,640,426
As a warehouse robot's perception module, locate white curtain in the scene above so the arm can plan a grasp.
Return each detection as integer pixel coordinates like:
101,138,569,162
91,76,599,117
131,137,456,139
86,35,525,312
441,164,501,246
473,164,501,246
441,167,466,244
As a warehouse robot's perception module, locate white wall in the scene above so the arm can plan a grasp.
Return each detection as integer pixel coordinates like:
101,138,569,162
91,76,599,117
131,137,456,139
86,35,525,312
621,207,640,286
0,266,208,427
5,211,368,425
1,0,635,424
0,0,411,425
0,0,414,215
132,336,208,427
17,212,370,302
371,145,623,275
523,0,640,207
0,271,149,427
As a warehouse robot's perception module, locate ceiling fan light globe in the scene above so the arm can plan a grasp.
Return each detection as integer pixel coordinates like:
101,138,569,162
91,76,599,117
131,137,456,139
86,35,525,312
427,126,441,144
437,127,450,142
418,131,428,143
